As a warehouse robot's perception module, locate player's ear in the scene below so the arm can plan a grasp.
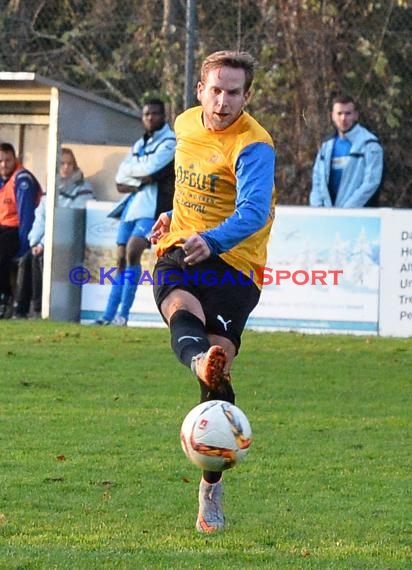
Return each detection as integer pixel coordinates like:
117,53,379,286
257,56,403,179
197,81,204,103
243,89,251,106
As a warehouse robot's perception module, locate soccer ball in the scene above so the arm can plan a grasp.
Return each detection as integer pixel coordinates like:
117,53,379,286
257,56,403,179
180,400,252,472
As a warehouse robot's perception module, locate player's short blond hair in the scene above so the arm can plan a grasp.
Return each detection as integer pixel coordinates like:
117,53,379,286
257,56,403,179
200,51,256,92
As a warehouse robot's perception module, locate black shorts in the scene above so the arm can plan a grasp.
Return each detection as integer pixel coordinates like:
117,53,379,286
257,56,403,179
153,247,261,351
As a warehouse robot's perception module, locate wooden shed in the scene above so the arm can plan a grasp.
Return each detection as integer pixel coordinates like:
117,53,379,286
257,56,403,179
0,72,142,321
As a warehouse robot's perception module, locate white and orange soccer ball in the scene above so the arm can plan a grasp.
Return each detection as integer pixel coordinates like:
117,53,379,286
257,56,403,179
180,400,252,472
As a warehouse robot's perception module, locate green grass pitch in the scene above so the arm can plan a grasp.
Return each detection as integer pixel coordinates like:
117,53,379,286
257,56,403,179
0,320,410,569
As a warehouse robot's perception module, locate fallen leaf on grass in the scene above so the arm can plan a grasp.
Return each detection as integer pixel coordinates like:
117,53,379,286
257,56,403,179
44,477,64,483
90,480,116,487
301,548,311,557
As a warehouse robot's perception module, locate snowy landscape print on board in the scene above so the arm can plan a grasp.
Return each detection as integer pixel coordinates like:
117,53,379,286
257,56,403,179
250,207,381,334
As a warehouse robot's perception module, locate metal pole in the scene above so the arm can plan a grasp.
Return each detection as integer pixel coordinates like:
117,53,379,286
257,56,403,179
237,0,242,52
184,0,196,110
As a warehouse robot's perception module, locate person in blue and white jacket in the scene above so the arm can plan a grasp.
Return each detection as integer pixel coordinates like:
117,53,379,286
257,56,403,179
95,98,176,327
310,94,383,208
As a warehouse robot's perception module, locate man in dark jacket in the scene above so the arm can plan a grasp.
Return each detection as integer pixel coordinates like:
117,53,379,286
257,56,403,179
0,142,42,318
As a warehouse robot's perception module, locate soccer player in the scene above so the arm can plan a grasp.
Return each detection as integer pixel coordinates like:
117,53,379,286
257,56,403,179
151,51,276,532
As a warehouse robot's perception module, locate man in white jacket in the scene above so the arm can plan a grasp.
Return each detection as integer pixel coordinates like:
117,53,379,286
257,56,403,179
95,98,176,326
310,94,383,208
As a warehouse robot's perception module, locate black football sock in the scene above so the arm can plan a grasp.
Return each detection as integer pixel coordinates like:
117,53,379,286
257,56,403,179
169,310,210,369
203,470,222,484
198,378,236,404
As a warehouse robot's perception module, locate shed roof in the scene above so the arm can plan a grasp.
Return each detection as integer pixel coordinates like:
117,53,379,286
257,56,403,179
0,72,140,118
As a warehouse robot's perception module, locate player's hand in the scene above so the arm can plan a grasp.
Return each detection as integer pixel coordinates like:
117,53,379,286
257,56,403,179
151,212,171,244
182,234,211,265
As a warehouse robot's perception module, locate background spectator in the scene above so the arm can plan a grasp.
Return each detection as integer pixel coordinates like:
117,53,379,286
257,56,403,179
14,148,95,318
95,98,176,327
0,142,42,319
57,147,95,208
310,94,384,208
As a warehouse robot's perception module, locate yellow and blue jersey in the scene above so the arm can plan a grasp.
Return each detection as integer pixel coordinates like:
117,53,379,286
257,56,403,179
157,106,276,287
